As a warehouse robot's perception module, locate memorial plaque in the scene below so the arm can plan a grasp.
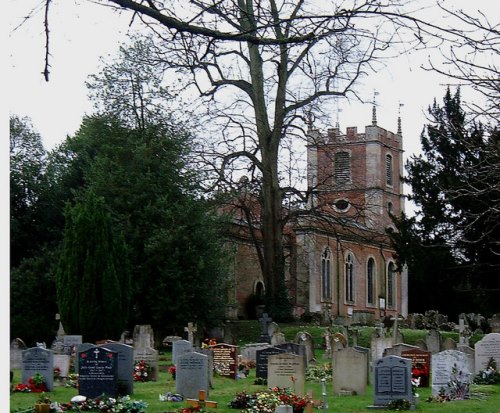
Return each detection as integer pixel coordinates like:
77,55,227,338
211,343,238,379
256,346,286,378
78,346,118,398
401,348,431,387
22,347,54,391
373,355,412,406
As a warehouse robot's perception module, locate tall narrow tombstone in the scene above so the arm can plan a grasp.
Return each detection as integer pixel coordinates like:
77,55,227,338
211,343,238,379
99,343,134,394
172,340,193,365
256,346,286,378
474,333,500,374
372,355,413,407
22,347,54,391
259,313,273,343
333,347,368,395
176,352,209,399
401,348,431,387
78,346,118,398
268,352,305,396
133,346,159,381
432,350,472,399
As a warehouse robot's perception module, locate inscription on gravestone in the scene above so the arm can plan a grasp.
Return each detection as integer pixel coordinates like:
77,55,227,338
373,356,413,406
176,352,209,400
256,347,286,378
211,344,238,379
78,347,118,398
22,347,54,391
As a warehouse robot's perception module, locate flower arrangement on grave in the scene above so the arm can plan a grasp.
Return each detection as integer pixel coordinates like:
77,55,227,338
14,373,48,393
411,377,420,396
228,387,310,413
305,362,332,381
473,357,500,385
133,360,151,382
202,338,217,348
56,395,148,412
386,399,411,410
54,367,61,380
168,365,177,380
65,373,79,389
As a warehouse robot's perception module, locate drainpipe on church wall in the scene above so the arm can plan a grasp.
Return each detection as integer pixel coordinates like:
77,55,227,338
336,239,341,319
379,245,386,320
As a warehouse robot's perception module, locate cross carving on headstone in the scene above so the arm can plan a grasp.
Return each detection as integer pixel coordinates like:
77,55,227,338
93,348,101,359
258,313,272,343
184,322,197,345
186,389,217,409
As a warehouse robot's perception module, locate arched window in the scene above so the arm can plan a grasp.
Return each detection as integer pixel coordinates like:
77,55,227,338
387,262,396,308
335,151,350,184
367,258,375,305
386,154,393,186
255,281,265,298
345,253,354,302
321,248,332,300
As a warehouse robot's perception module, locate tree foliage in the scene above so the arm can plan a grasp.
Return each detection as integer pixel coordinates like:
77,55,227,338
55,190,131,341
392,89,500,316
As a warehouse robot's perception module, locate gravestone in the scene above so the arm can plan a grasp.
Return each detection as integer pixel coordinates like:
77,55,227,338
488,314,500,333
333,347,368,395
259,313,273,343
75,343,94,372
172,340,193,365
134,346,159,381
431,350,472,399
133,325,155,348
271,332,286,346
294,331,315,364
10,338,26,369
78,346,118,398
383,343,419,358
457,345,476,373
372,355,413,407
426,329,442,354
267,321,281,338
176,352,209,399
401,348,431,387
323,329,332,359
240,343,271,362
370,337,393,364
211,343,238,379
163,336,182,346
194,347,214,387
353,346,371,384
415,339,427,351
63,335,82,354
184,322,198,345
256,346,286,378
443,337,457,350
268,352,305,396
21,347,54,391
53,354,71,378
474,333,500,374
276,342,307,363
332,332,348,352
99,343,134,394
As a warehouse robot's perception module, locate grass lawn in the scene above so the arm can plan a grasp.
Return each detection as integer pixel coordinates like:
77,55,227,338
9,324,498,412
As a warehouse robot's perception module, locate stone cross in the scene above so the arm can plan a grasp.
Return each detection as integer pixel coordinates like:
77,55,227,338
454,318,469,346
258,313,272,343
391,314,404,345
184,322,197,345
186,390,217,409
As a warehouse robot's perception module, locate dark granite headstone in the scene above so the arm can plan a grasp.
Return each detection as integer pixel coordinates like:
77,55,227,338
99,343,134,394
256,346,286,378
78,346,118,398
373,355,413,406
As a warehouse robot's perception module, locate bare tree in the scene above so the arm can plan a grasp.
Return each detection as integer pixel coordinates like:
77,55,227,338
32,0,491,318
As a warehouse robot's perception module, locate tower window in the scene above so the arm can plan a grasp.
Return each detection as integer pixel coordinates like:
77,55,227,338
387,262,396,308
335,151,350,184
367,258,375,305
386,154,393,186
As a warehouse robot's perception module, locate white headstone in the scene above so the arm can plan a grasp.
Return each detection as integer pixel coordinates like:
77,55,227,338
431,350,472,399
474,333,500,375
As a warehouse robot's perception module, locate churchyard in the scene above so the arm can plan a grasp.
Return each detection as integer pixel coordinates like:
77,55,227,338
9,316,500,412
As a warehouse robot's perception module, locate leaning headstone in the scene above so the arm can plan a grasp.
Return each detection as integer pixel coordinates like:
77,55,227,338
211,343,238,379
294,332,315,364
474,333,500,375
333,347,368,395
372,355,413,408
172,340,193,365
431,350,472,399
99,343,134,394
443,337,457,350
78,346,118,398
133,346,159,381
176,352,209,399
383,343,419,358
256,346,286,378
22,347,54,391
426,329,442,354
268,352,305,396
401,348,431,387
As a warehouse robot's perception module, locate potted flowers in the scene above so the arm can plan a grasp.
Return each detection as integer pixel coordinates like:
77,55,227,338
34,392,51,413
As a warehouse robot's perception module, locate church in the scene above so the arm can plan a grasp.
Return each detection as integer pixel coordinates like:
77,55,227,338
226,107,408,325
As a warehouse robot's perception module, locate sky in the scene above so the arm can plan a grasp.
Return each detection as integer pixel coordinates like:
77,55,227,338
2,1,496,406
